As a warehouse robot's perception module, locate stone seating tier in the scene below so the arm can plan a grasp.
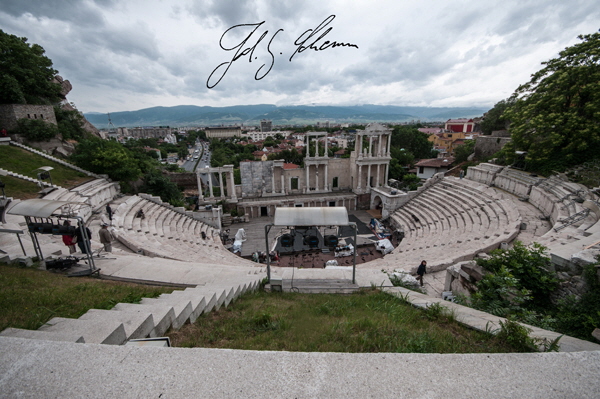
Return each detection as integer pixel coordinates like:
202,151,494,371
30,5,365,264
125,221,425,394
111,196,242,265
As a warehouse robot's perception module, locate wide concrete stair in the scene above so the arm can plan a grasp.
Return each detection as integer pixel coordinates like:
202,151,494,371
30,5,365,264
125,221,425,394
0,275,264,345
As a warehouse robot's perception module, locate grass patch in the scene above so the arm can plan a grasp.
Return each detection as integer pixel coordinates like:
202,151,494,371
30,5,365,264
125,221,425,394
0,145,91,197
168,289,527,353
0,262,177,331
0,174,44,200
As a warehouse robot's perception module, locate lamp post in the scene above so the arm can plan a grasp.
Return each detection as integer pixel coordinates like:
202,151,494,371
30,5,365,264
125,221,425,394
36,166,54,186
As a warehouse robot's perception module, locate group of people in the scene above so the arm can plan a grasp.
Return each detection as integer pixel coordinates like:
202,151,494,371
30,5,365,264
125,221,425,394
60,204,115,255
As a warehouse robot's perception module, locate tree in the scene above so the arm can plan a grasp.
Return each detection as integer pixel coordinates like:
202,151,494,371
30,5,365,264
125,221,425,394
71,139,142,182
54,106,88,141
453,140,475,163
390,126,435,159
502,31,600,174
0,29,62,104
141,169,184,206
480,98,514,135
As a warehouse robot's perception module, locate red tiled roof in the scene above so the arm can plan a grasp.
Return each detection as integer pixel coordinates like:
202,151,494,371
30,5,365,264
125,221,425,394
415,157,455,168
283,163,299,170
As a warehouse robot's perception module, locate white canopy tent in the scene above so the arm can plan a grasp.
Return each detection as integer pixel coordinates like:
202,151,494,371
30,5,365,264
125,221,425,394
265,207,357,284
8,198,97,274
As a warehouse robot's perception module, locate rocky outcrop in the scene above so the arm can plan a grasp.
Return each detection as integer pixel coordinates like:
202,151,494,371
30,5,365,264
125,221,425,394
61,102,100,138
52,75,72,99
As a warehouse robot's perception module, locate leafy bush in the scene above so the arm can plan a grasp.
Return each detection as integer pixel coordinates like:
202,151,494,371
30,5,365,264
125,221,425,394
14,118,58,141
553,261,600,340
54,106,88,141
495,319,539,352
476,242,558,311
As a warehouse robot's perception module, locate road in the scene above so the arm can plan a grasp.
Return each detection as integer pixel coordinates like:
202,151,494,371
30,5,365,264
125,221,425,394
181,141,219,192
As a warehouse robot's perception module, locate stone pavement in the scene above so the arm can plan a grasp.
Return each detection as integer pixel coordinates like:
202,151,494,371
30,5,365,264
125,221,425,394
1,336,599,398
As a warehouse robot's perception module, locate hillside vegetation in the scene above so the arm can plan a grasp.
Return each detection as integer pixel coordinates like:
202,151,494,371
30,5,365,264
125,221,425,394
0,145,91,199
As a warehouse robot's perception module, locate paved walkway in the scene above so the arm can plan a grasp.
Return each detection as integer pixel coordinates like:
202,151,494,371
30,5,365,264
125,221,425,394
383,286,600,353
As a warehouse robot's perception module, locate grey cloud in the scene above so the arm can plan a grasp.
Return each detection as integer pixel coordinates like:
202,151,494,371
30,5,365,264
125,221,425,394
83,23,161,60
0,0,111,25
187,0,259,27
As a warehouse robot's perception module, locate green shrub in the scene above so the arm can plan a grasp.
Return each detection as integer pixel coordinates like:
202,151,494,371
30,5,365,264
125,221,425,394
14,118,58,141
476,242,558,311
553,261,600,340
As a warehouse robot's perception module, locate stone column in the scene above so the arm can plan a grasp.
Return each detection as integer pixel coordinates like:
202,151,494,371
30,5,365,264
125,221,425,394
218,170,224,198
230,170,237,200
324,164,328,192
271,166,276,194
367,164,371,189
385,163,389,186
376,164,380,187
357,134,362,158
209,172,214,198
387,134,391,155
196,172,204,201
368,136,373,157
306,135,310,158
357,165,362,190
280,169,285,194
324,135,328,158
305,165,310,192
377,136,382,157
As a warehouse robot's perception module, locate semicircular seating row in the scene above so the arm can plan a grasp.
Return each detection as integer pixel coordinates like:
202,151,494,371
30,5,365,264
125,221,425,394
383,177,521,272
111,195,250,266
467,164,600,245
41,178,120,221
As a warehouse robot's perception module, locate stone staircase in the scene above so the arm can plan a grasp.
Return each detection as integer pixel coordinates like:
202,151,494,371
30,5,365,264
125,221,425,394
0,167,62,189
0,274,264,345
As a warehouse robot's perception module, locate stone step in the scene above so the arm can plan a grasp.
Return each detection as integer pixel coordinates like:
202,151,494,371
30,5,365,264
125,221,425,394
38,317,126,345
139,297,193,330
78,309,154,340
0,327,85,343
111,303,176,337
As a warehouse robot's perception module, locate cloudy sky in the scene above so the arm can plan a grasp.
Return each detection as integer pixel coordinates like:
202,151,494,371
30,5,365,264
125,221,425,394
1,0,598,113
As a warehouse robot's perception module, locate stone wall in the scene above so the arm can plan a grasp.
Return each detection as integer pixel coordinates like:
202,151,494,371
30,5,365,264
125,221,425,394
465,163,504,185
0,104,57,130
474,135,511,159
241,161,273,197
163,172,197,189
327,158,353,190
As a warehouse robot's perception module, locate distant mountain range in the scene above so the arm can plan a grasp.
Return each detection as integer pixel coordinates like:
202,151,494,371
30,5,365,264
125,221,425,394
84,104,489,129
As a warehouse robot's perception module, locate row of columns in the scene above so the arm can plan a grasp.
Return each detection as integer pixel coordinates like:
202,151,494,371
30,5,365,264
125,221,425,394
356,134,392,158
197,166,237,201
356,163,389,191
305,164,329,192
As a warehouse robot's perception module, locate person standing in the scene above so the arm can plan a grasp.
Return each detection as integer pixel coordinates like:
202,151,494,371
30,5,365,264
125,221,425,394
106,204,113,222
75,223,92,254
61,220,77,254
99,223,113,253
416,260,427,287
